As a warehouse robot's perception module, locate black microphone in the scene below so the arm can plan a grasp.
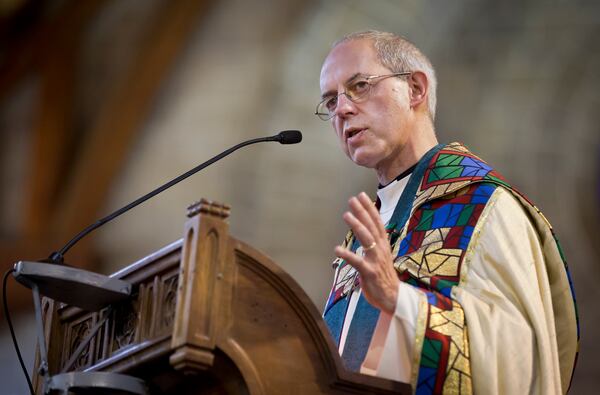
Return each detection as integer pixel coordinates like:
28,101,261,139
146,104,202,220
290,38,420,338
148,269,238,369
275,130,302,144
47,130,302,264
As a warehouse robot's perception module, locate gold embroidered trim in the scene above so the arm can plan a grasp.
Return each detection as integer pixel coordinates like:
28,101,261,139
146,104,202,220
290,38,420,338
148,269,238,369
459,187,502,286
411,292,429,393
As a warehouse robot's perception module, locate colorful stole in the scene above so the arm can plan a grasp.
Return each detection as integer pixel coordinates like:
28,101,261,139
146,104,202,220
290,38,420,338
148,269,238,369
323,142,579,395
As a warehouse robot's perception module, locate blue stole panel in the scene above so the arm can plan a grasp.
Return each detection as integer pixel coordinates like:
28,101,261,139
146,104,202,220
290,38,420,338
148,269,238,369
323,295,350,346
340,293,380,370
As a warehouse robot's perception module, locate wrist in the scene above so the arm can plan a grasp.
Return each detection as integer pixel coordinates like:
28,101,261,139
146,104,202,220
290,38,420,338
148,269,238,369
382,285,398,314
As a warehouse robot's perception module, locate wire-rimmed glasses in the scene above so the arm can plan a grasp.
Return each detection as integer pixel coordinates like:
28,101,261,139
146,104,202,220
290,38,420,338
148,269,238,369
315,72,411,121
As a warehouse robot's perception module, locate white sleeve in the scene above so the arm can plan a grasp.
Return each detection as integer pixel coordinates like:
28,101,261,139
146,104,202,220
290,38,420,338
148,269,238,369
359,281,424,383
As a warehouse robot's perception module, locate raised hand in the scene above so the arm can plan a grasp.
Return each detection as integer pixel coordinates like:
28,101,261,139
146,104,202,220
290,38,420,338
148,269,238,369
334,192,399,314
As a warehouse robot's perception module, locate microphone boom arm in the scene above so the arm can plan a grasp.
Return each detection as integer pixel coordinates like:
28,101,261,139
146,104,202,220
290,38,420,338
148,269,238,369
50,131,299,263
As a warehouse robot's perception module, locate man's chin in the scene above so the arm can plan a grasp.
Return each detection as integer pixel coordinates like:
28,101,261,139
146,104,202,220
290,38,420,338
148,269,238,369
350,152,378,169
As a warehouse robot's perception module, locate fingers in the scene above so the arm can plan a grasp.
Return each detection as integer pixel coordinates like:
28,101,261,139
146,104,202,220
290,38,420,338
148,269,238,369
342,211,376,251
334,245,367,273
357,192,387,238
346,192,386,247
335,244,398,315
335,192,399,315
348,197,378,241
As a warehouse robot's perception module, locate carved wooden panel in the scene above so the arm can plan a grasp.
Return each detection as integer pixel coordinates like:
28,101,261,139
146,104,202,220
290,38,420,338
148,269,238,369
47,243,182,375
138,281,155,340
61,313,95,371
157,269,179,337
111,295,140,353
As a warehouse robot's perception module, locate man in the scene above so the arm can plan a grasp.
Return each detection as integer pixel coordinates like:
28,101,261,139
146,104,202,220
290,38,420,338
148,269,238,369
318,31,578,394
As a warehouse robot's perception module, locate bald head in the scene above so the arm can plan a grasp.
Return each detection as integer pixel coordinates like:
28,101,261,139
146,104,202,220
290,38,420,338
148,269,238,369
333,30,437,120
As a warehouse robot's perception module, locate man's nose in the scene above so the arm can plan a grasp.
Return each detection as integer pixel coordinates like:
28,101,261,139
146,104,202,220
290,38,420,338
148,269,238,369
334,93,357,118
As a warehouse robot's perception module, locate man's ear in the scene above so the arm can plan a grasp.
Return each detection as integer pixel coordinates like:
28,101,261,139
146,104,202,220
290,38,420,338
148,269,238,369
408,71,428,109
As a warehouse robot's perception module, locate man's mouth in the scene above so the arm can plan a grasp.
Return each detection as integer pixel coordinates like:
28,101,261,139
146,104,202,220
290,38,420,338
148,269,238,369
345,127,366,141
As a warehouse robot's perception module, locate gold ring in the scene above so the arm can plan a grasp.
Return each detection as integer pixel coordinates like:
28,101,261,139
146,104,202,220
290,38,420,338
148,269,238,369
363,241,377,251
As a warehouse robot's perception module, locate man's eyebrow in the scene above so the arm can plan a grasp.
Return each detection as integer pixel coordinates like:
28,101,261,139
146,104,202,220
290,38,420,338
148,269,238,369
320,72,363,100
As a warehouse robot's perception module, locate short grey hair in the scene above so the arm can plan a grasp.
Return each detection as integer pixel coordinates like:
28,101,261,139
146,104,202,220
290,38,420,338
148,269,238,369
334,30,437,120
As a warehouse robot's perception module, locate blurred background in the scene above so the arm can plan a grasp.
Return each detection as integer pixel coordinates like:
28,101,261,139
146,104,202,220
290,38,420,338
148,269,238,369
0,0,598,393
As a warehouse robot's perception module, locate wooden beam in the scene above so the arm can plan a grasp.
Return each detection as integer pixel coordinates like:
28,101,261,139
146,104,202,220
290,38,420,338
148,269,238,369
0,1,104,106
22,0,106,239
53,0,214,258
0,18,40,107
0,1,106,316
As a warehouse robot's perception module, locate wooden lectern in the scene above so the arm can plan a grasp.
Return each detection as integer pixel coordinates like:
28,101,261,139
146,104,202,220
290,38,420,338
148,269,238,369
34,200,411,394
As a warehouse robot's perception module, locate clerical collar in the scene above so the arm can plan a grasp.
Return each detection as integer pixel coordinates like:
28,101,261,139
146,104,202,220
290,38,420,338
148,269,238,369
377,163,417,189
376,169,412,224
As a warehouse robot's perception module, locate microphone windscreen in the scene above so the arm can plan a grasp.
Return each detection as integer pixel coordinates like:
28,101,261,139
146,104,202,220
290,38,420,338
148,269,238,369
278,130,302,144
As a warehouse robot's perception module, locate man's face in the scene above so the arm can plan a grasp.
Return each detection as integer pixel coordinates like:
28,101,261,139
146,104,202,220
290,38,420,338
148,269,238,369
319,39,413,171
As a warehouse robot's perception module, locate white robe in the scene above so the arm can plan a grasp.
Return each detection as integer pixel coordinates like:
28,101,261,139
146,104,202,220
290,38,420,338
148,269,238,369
334,178,577,394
